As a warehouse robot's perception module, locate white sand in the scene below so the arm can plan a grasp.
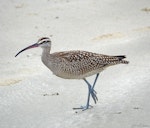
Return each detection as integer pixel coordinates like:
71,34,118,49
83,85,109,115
0,0,150,128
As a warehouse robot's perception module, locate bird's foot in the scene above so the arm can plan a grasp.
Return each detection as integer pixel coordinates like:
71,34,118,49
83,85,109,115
90,88,98,104
73,105,93,111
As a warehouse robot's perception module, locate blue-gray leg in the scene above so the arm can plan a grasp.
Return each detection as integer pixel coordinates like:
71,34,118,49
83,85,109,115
92,73,99,90
85,73,99,104
90,73,99,103
73,78,93,110
73,73,100,111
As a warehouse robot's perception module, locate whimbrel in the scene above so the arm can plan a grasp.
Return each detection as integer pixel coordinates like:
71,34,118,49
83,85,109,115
15,37,129,111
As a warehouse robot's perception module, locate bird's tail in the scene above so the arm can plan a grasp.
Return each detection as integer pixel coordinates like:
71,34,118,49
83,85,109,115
114,55,129,64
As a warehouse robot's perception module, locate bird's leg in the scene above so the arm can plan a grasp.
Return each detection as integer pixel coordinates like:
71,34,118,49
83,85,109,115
73,78,93,111
92,73,99,90
90,73,100,103
83,78,93,110
73,74,100,111
79,73,99,106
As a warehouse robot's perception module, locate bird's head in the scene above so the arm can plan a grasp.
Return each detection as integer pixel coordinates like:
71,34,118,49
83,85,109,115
15,37,51,57
37,37,51,48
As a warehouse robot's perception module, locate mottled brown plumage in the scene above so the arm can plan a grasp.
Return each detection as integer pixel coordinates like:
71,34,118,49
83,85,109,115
41,49,128,79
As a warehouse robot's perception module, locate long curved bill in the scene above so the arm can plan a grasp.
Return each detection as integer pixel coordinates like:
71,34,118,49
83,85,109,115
15,43,39,57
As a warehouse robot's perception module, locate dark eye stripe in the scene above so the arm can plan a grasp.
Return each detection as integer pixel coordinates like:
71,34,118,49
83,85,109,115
41,41,46,44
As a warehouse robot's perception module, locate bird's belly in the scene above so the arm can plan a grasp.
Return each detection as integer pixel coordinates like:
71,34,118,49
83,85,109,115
52,67,105,79
44,60,106,79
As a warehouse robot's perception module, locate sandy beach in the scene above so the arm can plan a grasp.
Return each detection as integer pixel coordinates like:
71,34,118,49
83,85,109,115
0,0,150,128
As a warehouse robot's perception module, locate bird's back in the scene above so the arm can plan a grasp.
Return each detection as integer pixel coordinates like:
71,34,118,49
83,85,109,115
45,50,129,79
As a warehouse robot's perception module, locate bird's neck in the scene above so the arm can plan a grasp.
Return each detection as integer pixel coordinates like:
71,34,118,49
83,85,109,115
41,47,51,65
42,47,51,55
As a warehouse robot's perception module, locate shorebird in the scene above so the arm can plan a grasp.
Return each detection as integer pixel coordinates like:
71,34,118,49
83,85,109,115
15,37,129,111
